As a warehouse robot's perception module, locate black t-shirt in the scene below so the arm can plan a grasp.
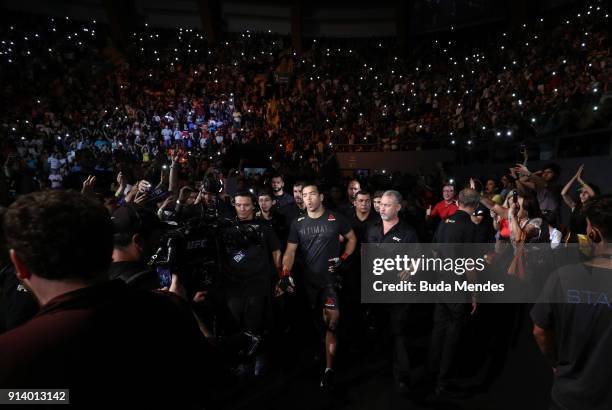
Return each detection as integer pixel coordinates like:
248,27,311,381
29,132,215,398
273,191,295,209
336,200,355,218
287,209,352,286
433,210,478,286
108,261,161,292
223,220,280,296
365,220,422,288
258,211,291,251
366,219,419,244
433,209,478,244
278,202,306,228
568,205,588,241
350,210,381,246
531,263,612,410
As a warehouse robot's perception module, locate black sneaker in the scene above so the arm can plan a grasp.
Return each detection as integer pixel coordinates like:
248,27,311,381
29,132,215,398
320,368,335,390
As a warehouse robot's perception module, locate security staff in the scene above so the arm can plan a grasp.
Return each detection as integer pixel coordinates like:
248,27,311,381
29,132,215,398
429,188,480,398
350,190,380,244
342,190,379,351
366,190,419,394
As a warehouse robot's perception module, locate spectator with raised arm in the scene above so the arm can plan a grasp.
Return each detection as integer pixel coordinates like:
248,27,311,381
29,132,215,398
561,165,599,243
514,163,562,227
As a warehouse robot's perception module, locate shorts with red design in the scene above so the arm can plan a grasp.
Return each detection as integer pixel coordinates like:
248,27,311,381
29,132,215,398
305,281,340,312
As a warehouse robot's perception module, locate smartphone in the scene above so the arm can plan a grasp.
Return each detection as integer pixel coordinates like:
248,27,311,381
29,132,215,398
512,190,519,209
157,266,172,288
138,180,152,194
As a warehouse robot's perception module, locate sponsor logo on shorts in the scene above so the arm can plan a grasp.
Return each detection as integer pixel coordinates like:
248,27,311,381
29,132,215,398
324,297,336,309
233,251,246,263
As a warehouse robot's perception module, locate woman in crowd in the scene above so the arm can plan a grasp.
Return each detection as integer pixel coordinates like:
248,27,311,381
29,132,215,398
561,164,599,243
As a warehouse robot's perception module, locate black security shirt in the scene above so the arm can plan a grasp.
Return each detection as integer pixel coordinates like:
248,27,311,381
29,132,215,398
366,219,419,244
350,210,381,246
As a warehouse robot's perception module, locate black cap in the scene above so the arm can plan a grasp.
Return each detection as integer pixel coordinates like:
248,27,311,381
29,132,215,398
111,205,164,236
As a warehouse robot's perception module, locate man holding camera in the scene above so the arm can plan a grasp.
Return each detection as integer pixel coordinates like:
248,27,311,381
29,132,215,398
201,175,234,219
173,175,234,221
109,205,166,291
221,191,282,375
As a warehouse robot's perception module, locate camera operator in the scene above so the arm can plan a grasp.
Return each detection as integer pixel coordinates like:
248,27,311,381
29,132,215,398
0,190,217,408
199,175,235,219
109,205,170,292
172,185,200,221
173,176,234,222
221,191,282,376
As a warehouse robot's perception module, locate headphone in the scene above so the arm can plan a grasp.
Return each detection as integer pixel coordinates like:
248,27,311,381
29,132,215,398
202,177,224,194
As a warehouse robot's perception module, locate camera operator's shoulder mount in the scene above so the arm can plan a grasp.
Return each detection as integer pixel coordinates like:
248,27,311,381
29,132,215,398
148,215,225,271
147,214,264,287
